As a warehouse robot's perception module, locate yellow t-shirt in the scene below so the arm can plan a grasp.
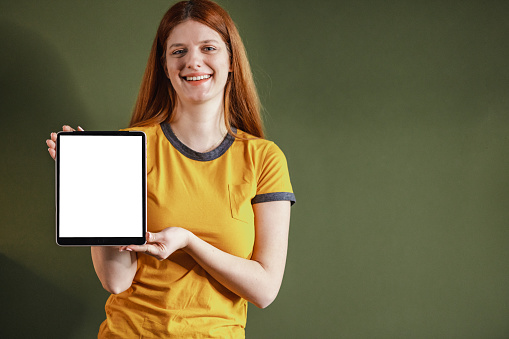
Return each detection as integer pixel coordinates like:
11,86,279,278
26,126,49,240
98,123,295,338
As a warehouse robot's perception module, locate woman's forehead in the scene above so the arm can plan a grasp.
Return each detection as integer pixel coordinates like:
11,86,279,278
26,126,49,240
167,20,224,46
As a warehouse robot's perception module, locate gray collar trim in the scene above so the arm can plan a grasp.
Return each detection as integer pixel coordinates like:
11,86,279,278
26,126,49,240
160,123,236,162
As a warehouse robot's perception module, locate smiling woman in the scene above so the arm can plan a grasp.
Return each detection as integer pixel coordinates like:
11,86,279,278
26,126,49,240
45,0,295,338
165,20,231,108
129,0,263,140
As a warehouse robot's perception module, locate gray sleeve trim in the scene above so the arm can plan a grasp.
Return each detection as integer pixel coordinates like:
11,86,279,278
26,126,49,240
251,192,296,206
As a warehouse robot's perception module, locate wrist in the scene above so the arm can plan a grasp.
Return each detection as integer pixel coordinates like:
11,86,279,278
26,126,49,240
182,229,196,254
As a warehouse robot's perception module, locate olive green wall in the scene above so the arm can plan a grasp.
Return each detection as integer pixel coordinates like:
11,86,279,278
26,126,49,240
1,0,508,338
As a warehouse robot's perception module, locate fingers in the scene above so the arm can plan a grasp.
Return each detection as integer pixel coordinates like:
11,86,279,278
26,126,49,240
121,244,145,252
61,125,84,132
121,233,156,252
121,243,165,261
48,148,56,160
46,126,83,161
46,138,55,149
47,134,57,160
119,233,166,260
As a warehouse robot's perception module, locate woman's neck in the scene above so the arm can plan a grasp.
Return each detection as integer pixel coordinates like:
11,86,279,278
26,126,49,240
170,99,228,153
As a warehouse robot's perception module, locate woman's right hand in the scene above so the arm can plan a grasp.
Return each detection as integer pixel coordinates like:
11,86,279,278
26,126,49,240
46,125,84,160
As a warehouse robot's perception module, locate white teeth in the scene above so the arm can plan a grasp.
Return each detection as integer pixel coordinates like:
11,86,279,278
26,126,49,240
185,74,211,81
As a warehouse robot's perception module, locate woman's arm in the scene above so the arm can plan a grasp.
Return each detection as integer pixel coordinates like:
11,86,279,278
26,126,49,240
124,200,291,308
91,247,138,294
187,200,291,308
47,125,138,294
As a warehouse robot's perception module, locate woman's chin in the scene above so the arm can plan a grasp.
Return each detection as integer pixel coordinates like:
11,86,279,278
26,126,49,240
179,91,225,106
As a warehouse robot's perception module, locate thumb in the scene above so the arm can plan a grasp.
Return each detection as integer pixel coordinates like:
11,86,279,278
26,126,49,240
146,231,160,243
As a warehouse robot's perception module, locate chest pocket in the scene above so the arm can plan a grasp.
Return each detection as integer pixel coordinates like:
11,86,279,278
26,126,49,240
228,183,253,223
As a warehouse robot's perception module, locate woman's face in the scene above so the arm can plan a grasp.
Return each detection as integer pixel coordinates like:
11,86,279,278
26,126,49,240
165,20,231,106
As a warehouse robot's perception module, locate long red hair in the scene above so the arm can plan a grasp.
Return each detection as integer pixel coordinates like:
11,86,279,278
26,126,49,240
129,0,264,138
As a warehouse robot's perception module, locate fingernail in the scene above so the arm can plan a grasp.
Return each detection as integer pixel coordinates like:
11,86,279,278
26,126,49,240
126,248,133,252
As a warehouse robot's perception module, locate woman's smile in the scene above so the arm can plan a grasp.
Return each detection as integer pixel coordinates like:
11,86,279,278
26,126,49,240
181,73,213,86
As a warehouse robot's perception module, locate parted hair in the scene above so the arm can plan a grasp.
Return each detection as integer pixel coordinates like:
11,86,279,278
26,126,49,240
129,0,264,138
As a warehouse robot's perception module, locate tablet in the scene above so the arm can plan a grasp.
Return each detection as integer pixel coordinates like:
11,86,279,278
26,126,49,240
56,131,146,246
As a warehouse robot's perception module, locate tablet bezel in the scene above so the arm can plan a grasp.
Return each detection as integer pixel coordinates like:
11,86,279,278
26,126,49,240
56,130,147,246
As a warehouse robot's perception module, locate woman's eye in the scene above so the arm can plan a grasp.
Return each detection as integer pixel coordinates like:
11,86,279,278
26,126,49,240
203,46,216,52
171,49,185,55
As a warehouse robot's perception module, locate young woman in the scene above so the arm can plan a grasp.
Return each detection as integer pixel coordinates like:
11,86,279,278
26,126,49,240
46,0,295,337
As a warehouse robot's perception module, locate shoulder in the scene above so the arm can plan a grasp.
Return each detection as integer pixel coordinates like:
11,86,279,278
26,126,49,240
233,130,290,177
234,131,295,203
120,124,163,143
233,129,285,157
120,124,160,134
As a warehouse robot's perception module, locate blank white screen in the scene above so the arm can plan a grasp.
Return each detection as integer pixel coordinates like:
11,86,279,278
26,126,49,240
59,135,143,237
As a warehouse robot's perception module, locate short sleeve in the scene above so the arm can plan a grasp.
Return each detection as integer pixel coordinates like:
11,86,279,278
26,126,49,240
252,142,296,205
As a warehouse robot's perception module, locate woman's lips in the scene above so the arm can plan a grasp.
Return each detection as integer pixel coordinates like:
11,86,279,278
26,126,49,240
182,74,212,81
181,74,212,87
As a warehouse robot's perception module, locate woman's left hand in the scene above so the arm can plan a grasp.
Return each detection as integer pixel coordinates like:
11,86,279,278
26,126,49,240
120,227,191,261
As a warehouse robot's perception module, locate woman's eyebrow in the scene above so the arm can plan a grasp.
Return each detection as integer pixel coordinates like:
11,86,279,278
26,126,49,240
168,39,220,49
200,39,220,44
168,43,185,49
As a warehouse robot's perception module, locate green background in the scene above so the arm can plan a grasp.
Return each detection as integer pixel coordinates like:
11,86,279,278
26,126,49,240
1,0,509,338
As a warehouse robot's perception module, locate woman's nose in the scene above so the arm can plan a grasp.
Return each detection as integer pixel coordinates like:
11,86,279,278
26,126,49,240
185,49,202,69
